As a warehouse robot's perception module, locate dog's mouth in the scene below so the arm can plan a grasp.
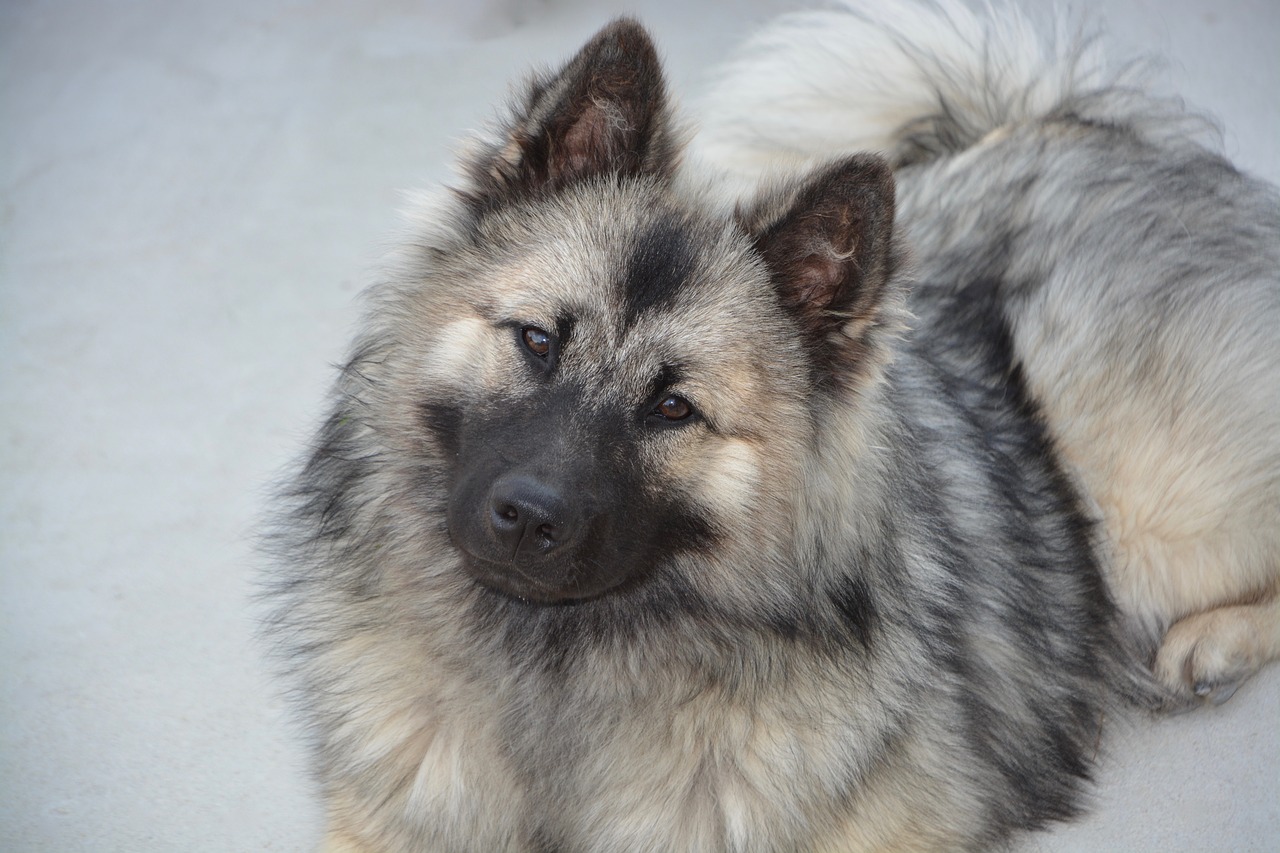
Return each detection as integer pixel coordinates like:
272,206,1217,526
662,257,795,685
443,462,639,604
456,551,626,604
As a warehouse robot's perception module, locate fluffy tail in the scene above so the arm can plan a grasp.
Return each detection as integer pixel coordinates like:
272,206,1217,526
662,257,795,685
693,0,1207,178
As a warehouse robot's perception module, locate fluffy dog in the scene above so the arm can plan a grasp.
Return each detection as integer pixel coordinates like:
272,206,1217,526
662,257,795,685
262,3,1279,850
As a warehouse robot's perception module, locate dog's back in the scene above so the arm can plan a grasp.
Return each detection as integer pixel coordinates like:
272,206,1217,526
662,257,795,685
697,0,1280,705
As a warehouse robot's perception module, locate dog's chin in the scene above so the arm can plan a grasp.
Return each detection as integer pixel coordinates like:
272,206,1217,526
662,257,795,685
458,554,624,605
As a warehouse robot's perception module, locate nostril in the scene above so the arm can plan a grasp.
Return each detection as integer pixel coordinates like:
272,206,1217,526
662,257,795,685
492,502,521,532
536,522,558,543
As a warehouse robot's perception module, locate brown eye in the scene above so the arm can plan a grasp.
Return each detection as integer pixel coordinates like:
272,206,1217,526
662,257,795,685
521,326,551,357
654,395,693,421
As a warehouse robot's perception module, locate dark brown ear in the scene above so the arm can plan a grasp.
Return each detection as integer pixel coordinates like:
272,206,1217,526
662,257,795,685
747,155,901,385
468,18,677,206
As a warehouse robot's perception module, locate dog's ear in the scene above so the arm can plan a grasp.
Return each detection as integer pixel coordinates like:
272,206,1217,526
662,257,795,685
745,155,902,388
467,18,677,206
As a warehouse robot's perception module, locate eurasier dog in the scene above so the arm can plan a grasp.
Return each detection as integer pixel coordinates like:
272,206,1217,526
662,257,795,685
262,2,1279,850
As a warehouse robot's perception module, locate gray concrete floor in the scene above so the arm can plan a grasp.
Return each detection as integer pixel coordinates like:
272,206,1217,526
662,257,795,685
2,1,1277,850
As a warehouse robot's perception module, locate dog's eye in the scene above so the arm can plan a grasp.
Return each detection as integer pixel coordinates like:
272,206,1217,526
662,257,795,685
652,395,694,422
521,326,552,358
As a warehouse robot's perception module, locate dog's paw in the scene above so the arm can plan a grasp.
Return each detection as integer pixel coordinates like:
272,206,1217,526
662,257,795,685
1153,606,1267,706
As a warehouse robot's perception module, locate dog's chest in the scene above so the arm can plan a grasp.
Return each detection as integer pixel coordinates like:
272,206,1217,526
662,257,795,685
510,677,893,852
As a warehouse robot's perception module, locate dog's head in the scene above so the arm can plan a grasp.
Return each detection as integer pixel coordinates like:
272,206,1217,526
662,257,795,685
367,20,904,607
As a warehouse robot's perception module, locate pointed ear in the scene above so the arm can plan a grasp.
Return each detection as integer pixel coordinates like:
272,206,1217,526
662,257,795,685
468,18,677,206
746,155,903,386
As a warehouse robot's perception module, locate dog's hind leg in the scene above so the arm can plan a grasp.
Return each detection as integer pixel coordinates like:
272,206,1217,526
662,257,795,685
1098,504,1280,708
322,828,379,853
1154,590,1280,706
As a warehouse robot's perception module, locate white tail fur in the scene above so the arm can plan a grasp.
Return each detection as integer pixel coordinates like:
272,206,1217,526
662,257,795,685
691,1,1205,182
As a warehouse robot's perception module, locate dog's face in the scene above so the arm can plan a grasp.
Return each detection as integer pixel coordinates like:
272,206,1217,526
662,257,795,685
424,184,812,602
381,20,901,606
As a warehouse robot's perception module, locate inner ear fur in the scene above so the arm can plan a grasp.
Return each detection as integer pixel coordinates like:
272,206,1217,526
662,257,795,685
468,18,679,206
745,155,904,386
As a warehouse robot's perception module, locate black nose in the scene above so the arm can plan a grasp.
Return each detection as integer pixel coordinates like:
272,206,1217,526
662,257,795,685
489,475,576,557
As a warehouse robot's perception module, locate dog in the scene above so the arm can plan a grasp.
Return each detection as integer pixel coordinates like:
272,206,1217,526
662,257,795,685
261,3,1280,850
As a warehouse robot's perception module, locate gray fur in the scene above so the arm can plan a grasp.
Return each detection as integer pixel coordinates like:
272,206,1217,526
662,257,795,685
262,5,1279,852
